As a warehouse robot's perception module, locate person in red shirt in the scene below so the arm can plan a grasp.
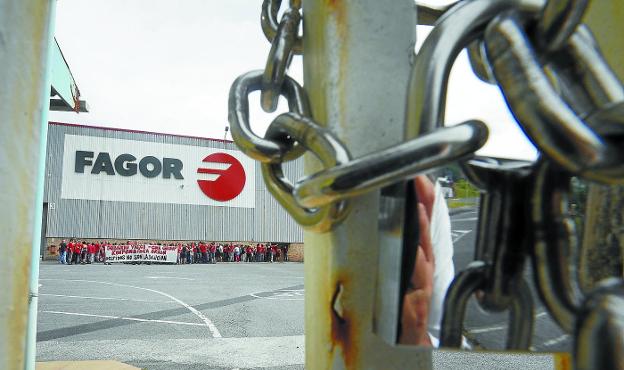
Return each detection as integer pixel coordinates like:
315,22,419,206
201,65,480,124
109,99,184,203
225,244,232,262
87,243,95,264
208,243,217,263
66,239,74,265
245,245,253,263
200,242,208,264
72,241,82,264
258,243,265,262
94,242,100,263
274,244,281,262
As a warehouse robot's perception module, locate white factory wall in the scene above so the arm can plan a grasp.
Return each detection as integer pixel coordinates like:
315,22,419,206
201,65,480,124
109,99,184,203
43,122,304,243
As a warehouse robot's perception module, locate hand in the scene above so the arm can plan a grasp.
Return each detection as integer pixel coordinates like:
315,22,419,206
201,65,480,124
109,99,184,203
399,175,436,346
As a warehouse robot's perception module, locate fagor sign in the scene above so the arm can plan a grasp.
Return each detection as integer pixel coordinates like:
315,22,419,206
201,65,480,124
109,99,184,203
61,135,255,208
75,151,184,179
197,153,246,201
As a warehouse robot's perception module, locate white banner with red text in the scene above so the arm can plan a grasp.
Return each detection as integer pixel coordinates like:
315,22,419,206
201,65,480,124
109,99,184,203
105,244,178,263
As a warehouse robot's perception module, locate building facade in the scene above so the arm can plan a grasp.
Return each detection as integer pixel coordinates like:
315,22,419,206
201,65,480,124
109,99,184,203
42,122,304,252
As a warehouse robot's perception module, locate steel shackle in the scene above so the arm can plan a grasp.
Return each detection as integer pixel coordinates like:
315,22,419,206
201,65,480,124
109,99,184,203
440,261,534,349
530,160,586,333
440,157,537,349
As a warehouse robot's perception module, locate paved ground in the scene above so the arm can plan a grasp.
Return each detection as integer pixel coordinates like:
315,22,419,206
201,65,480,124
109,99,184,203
36,208,567,369
37,262,305,370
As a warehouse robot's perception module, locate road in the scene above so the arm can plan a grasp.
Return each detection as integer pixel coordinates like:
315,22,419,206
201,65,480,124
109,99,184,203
450,206,572,352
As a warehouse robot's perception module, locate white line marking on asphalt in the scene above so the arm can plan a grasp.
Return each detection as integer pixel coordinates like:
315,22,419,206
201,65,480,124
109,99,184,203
535,311,549,318
40,293,173,304
146,276,195,281
541,334,570,347
451,229,472,243
249,293,304,301
40,278,222,337
41,310,206,327
43,311,118,319
452,217,479,222
467,325,507,334
249,289,304,301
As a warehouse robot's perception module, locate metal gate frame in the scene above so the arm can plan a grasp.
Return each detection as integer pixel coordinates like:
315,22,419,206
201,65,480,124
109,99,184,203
0,1,57,370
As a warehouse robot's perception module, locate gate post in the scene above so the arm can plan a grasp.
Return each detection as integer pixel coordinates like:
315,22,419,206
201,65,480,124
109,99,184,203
301,1,431,369
0,1,57,369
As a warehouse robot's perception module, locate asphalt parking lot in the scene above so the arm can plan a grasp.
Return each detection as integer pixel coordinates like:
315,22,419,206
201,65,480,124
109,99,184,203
37,262,306,370
36,210,566,369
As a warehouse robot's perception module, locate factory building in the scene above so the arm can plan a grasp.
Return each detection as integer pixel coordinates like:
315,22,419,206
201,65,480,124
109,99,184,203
41,122,304,258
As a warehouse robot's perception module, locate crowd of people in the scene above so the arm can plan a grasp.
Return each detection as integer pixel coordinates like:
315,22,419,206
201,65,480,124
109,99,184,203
176,242,288,264
56,239,105,264
55,239,289,265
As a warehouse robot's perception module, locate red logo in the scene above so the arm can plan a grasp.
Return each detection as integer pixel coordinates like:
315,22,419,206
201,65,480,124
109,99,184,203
196,153,246,201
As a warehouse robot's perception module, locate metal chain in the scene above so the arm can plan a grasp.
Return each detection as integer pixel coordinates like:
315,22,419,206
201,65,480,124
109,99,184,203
261,0,303,54
261,113,351,232
536,0,589,52
261,5,301,112
484,11,624,184
428,0,624,366
229,1,624,367
229,0,488,231
441,157,536,349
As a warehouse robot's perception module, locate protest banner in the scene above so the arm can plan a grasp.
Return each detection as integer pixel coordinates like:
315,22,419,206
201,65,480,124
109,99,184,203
105,244,177,263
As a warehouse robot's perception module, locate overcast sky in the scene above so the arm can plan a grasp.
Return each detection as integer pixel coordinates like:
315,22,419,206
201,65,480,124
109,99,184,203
49,0,538,160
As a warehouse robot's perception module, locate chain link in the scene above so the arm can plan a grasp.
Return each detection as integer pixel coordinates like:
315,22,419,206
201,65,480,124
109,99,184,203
536,0,589,52
230,0,489,231
408,0,624,359
441,156,536,349
262,113,351,232
484,11,624,184
294,121,488,208
228,70,308,163
261,0,303,54
261,6,300,112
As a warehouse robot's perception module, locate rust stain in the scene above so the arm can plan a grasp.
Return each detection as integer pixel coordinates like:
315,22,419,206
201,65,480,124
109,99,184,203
329,280,358,369
326,0,340,7
553,352,572,370
324,0,349,133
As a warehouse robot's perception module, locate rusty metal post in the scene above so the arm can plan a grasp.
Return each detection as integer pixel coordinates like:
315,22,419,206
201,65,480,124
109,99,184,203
578,1,624,291
0,1,57,369
301,1,433,369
